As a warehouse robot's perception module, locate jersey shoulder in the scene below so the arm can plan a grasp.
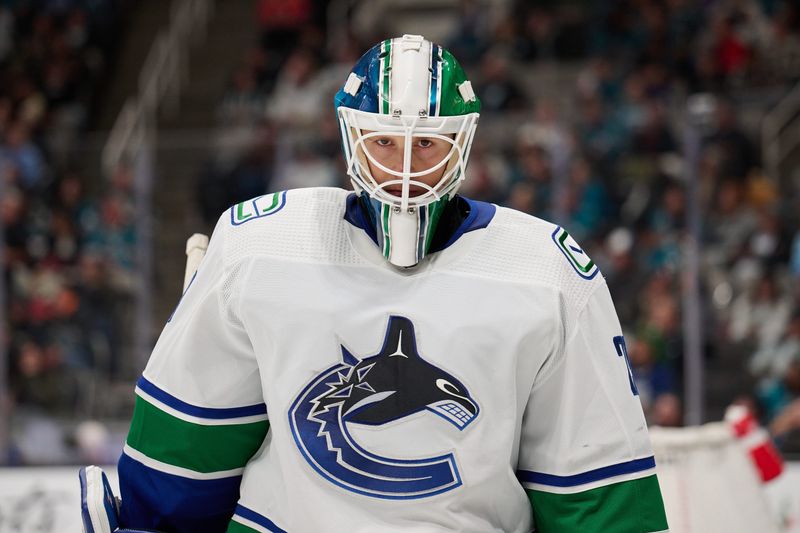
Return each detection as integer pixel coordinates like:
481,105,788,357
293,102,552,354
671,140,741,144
493,205,601,282
217,187,356,266
227,187,348,227
452,203,605,305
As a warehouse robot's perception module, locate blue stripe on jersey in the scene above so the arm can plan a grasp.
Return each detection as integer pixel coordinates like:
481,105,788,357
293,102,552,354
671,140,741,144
432,198,497,252
118,452,242,533
137,376,267,420
234,504,288,533
516,456,657,488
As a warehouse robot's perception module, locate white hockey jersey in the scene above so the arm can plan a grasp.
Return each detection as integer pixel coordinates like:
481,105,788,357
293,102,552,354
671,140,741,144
118,187,668,532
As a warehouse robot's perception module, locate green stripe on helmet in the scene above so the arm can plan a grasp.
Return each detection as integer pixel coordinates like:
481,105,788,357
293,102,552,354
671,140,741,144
381,39,392,115
438,49,481,116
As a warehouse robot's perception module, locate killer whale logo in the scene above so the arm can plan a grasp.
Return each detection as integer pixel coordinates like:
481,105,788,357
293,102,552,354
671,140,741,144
288,316,479,500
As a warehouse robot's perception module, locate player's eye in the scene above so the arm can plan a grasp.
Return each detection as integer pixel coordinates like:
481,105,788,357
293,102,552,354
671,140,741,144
375,138,393,147
416,138,434,148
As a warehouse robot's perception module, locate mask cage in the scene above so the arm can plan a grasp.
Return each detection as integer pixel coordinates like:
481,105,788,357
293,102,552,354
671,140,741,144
338,107,479,211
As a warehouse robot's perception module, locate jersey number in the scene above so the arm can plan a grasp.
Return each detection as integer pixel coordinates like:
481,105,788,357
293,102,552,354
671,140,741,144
613,336,639,396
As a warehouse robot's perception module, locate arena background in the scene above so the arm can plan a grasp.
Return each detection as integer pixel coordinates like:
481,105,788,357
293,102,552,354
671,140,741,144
0,0,799,531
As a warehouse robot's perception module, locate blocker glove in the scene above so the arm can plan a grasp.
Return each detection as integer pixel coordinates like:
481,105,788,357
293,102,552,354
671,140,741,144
79,465,161,533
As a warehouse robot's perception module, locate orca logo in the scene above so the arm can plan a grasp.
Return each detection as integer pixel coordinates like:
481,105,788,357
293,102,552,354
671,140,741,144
288,316,479,500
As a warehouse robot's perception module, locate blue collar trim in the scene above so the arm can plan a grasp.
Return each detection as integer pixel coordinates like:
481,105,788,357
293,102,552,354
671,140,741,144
432,197,496,252
344,193,379,245
344,193,496,253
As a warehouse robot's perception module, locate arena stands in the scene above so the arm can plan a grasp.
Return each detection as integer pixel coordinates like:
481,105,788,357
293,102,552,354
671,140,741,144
1,0,133,464
1,0,800,466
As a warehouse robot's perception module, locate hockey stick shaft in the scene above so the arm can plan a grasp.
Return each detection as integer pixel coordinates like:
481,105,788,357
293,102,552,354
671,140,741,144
184,233,209,291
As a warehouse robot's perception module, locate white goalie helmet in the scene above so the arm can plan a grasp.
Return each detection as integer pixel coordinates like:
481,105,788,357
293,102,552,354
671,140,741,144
334,34,481,267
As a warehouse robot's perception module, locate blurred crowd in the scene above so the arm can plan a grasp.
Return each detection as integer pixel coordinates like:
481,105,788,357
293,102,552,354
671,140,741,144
204,0,800,449
2,0,800,465
1,0,133,464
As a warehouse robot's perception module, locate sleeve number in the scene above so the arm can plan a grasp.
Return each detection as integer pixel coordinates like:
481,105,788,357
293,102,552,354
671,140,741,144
613,336,639,396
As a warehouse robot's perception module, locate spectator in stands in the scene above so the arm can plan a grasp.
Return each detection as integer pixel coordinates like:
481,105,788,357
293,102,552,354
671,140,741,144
508,141,552,218
1,186,27,267
1,122,47,192
257,0,313,66
705,100,757,182
750,312,800,386
11,338,77,414
602,227,647,327
791,229,800,279
517,99,572,171
636,272,682,374
711,13,753,78
0,7,12,62
475,48,528,112
73,252,121,379
762,359,800,438
631,101,676,155
577,94,626,166
707,180,758,265
728,271,793,351
651,393,683,427
218,65,266,126
266,48,325,127
628,333,677,423
559,156,609,241
446,0,491,66
460,138,510,204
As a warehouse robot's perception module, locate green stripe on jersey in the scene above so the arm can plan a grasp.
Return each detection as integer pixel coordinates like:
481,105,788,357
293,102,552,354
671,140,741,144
527,475,668,533
127,395,269,474
227,519,259,533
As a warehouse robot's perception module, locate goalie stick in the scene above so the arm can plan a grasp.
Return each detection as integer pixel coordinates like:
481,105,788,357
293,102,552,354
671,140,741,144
184,233,209,291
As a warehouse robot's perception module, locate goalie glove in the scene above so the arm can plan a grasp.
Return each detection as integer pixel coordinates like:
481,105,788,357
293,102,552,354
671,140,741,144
79,466,161,533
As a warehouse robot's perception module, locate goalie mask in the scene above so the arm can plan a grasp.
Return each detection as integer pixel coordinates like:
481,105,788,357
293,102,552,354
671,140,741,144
335,35,481,267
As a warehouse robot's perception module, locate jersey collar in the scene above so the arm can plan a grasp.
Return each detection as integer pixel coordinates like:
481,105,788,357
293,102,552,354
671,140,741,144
343,192,496,256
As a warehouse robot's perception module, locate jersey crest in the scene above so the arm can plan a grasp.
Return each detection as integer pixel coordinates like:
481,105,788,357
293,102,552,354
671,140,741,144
288,316,479,499
552,226,599,280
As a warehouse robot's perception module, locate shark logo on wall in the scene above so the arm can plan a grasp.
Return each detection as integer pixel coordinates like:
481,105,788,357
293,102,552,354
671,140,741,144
288,316,479,500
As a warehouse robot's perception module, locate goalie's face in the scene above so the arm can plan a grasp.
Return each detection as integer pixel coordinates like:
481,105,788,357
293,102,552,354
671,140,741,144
339,108,477,212
363,131,453,197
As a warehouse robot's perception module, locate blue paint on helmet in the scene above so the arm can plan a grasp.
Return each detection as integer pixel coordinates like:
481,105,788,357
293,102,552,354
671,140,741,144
334,43,383,113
